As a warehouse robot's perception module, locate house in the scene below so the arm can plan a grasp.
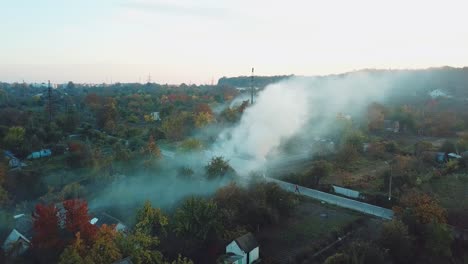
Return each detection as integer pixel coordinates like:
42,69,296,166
226,233,260,264
90,212,128,232
151,112,161,121
26,149,52,160
384,120,400,133
2,214,33,257
3,151,26,169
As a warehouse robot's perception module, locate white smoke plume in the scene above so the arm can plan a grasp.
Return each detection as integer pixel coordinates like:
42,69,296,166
211,72,395,174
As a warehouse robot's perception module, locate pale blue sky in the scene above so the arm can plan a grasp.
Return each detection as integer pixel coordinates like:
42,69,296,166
1,0,467,84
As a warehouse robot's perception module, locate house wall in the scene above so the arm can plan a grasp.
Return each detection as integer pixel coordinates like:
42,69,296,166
226,241,247,264
248,247,259,263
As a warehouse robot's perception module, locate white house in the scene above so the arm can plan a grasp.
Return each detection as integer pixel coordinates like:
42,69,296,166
150,112,161,121
226,233,260,264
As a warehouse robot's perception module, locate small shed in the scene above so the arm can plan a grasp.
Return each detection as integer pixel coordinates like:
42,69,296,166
27,149,52,160
150,112,161,121
332,185,361,199
226,233,259,264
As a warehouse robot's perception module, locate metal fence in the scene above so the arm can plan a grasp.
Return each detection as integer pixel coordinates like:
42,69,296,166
266,177,394,220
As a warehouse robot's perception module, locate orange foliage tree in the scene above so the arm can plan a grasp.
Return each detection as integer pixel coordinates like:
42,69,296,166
395,191,447,225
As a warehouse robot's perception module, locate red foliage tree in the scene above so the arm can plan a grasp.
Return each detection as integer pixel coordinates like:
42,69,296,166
32,204,62,249
63,199,98,244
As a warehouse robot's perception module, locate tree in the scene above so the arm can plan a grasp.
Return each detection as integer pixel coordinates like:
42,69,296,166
194,112,214,128
135,201,168,237
397,191,447,225
379,220,413,263
324,253,350,264
422,222,453,260
205,156,232,180
145,135,161,159
179,138,203,152
86,225,122,264
32,204,61,249
301,160,332,187
3,126,25,149
117,231,164,264
173,197,222,241
58,233,86,264
169,255,194,264
66,81,76,90
161,112,193,141
63,199,98,244
367,102,386,131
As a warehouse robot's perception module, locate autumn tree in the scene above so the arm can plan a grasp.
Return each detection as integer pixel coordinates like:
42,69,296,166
32,204,62,249
367,102,386,131
396,191,447,225
145,135,161,159
63,199,98,244
58,233,86,264
86,225,122,264
194,112,214,128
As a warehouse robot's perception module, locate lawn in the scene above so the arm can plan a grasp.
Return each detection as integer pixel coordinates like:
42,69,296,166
258,197,361,263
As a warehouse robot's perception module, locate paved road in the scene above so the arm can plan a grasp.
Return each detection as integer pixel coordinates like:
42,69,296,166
266,177,394,220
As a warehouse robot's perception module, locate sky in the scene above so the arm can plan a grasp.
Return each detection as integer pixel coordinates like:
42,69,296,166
0,0,467,84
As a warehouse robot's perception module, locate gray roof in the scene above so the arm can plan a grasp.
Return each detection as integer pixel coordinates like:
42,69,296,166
235,233,258,253
218,253,243,264
112,257,133,264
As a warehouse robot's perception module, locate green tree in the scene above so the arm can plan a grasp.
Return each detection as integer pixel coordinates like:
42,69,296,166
301,160,332,187
324,253,350,264
379,220,413,263
173,196,222,241
135,201,168,237
422,222,453,259
3,126,25,149
117,231,164,264
168,255,194,264
179,138,203,152
205,156,232,180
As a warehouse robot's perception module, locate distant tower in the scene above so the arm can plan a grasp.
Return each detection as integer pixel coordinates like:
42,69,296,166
251,67,255,104
147,73,152,83
47,80,52,124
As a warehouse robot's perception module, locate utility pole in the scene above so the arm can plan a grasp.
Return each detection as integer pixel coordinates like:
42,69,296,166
386,161,393,201
251,67,254,104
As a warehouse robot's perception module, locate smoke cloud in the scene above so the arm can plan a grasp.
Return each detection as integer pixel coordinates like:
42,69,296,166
211,72,397,174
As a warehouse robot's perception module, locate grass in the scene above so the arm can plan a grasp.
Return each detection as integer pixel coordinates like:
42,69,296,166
425,173,468,209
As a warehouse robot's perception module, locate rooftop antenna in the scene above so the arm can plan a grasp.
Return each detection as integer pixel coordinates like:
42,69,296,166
251,67,254,104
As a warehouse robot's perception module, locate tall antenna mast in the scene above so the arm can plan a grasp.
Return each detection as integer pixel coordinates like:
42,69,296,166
47,80,52,124
251,67,254,104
